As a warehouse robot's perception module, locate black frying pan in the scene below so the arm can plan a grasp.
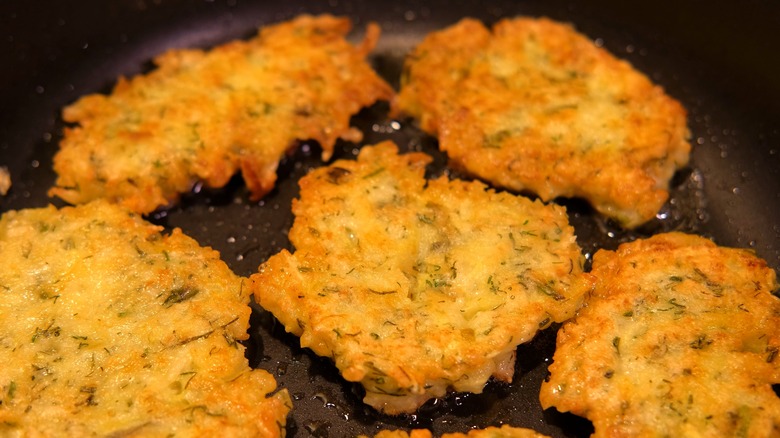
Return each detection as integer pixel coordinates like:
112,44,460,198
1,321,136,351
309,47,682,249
2,1,779,436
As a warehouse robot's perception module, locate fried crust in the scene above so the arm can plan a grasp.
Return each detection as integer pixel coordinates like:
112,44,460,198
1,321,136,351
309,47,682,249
394,17,691,228
0,166,9,196
251,141,591,414
50,14,393,214
364,425,551,438
0,201,291,437
540,232,780,437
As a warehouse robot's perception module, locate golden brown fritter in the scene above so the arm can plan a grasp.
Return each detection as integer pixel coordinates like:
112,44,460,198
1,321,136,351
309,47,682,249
0,201,291,437
364,425,551,438
50,14,393,214
251,141,591,414
0,166,9,196
540,232,780,437
395,17,691,228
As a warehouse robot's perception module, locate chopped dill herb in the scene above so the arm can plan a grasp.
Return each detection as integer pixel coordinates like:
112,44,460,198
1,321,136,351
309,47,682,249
417,214,434,225
689,335,713,350
180,371,197,390
162,287,199,307
536,280,565,301
367,289,397,295
483,129,512,149
363,167,386,179
767,347,778,363
32,322,61,343
7,381,16,400
488,275,501,293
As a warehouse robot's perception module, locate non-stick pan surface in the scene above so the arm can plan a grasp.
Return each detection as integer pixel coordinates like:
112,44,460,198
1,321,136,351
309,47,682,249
2,1,779,436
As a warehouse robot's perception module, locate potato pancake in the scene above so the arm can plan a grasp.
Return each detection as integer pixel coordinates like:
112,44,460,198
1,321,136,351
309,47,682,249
0,166,9,196
251,141,591,414
365,425,550,438
0,201,291,436
49,14,393,214
394,17,691,228
540,232,780,437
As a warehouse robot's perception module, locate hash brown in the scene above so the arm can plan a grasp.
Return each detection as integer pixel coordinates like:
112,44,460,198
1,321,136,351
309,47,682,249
0,166,9,196
540,232,780,437
251,141,591,414
49,14,393,214
0,201,291,436
394,17,691,228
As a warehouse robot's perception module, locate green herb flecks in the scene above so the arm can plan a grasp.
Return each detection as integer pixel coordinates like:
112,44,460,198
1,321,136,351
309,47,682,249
78,386,98,407
508,232,531,253
488,275,502,294
37,221,54,233
170,330,214,348
7,381,16,400
689,334,713,350
612,337,621,356
536,280,565,301
223,331,238,348
363,167,386,179
544,103,579,115
39,290,61,304
187,123,205,150
180,371,197,390
691,267,724,297
517,275,565,301
425,277,451,289
367,288,397,296
766,347,778,363
668,298,687,315
247,101,274,118
72,335,89,349
162,287,199,307
61,237,75,250
483,129,512,149
32,321,61,343
417,214,435,225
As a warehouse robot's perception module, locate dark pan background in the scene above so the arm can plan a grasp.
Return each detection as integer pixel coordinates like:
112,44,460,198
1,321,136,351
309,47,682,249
1,1,779,437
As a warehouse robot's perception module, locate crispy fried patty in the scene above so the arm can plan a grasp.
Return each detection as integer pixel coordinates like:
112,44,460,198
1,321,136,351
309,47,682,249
540,232,780,437
251,141,590,414
0,201,291,436
0,167,9,196
395,17,690,228
50,14,393,214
